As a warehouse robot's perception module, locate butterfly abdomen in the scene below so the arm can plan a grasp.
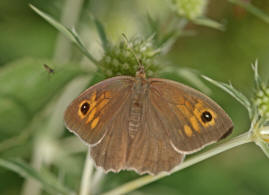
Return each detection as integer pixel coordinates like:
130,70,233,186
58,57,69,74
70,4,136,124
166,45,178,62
128,78,149,138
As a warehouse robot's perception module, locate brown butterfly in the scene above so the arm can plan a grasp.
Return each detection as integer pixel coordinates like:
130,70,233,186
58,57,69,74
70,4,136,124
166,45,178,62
64,66,233,175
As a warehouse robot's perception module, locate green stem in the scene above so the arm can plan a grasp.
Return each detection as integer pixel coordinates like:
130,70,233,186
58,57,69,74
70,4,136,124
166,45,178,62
80,149,94,195
228,0,269,23
102,132,252,195
22,1,86,194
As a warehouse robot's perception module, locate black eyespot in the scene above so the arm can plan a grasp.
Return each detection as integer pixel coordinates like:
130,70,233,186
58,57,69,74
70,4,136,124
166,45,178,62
201,111,212,123
81,102,90,115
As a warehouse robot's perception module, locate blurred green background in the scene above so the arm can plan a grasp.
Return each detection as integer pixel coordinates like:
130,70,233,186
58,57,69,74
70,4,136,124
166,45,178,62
0,0,269,195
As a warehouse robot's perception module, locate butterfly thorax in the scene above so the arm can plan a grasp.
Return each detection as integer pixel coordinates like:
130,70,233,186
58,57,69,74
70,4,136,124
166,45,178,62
128,69,149,138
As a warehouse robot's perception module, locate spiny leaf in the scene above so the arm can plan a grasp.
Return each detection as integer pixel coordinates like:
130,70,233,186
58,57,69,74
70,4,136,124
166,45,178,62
170,67,211,94
29,4,98,64
252,60,262,90
203,75,252,116
67,28,99,64
91,14,109,52
193,17,225,31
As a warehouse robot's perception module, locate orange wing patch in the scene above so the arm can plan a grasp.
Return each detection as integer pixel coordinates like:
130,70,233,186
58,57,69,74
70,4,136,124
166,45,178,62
83,91,112,129
190,116,200,133
91,117,100,129
87,107,96,123
184,125,193,137
96,99,109,111
177,100,202,133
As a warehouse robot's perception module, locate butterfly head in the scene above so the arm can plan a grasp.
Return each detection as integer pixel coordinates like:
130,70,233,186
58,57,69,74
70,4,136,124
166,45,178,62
136,65,146,79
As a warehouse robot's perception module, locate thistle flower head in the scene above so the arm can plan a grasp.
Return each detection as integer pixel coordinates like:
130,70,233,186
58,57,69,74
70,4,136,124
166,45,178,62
255,85,269,120
203,61,269,157
252,65,269,146
171,0,208,19
99,37,161,78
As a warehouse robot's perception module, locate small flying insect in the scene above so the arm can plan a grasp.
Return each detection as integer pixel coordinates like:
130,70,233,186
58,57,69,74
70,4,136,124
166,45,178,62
43,64,55,74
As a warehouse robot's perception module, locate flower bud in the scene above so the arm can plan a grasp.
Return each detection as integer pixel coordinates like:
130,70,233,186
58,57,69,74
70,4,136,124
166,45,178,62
171,0,208,19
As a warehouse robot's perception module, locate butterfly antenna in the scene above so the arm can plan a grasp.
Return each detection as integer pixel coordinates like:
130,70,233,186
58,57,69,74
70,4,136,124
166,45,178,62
121,33,143,69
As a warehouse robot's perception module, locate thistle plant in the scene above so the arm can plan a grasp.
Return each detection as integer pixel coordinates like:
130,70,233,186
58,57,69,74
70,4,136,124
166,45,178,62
99,36,161,78
1,1,269,195
101,62,269,195
171,0,208,19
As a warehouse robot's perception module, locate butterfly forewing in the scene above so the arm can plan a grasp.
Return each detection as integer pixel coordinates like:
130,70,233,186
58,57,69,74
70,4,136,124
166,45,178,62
90,94,132,172
64,76,133,146
149,78,233,153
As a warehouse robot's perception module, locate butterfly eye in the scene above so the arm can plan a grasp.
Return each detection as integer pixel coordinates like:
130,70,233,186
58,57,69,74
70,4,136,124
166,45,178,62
201,111,212,123
80,102,90,115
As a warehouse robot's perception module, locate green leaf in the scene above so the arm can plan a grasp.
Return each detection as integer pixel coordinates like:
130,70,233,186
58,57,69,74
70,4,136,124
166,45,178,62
252,60,263,91
178,68,212,94
161,67,211,94
146,16,187,54
29,4,98,64
203,75,252,116
229,0,269,23
0,58,87,136
193,17,225,31
91,14,109,52
0,158,75,195
29,4,75,43
146,14,160,36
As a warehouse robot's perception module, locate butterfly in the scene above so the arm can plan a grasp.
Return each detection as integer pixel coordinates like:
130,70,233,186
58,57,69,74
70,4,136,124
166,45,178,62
64,66,233,175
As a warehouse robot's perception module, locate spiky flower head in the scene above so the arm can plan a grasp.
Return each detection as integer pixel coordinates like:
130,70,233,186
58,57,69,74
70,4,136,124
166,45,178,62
99,37,161,78
251,63,269,148
171,0,208,19
253,84,269,145
255,86,269,120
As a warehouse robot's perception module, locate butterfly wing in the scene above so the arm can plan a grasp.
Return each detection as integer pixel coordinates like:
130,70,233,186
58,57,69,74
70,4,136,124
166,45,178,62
90,94,132,172
89,77,184,174
148,78,233,154
65,75,233,175
126,95,185,174
64,76,134,146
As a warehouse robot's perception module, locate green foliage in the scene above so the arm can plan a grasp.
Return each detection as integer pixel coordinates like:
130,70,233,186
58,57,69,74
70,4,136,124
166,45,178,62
0,158,75,195
229,0,269,23
204,62,269,160
203,75,252,117
0,58,87,139
1,0,269,195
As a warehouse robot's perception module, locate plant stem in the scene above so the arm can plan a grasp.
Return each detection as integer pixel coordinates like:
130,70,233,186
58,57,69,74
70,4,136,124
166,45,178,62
91,168,105,195
102,132,252,195
21,1,86,194
80,149,94,195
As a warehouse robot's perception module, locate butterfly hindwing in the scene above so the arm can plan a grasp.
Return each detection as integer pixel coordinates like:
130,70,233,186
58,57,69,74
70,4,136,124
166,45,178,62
88,77,185,174
149,78,233,153
126,95,184,174
90,94,132,172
